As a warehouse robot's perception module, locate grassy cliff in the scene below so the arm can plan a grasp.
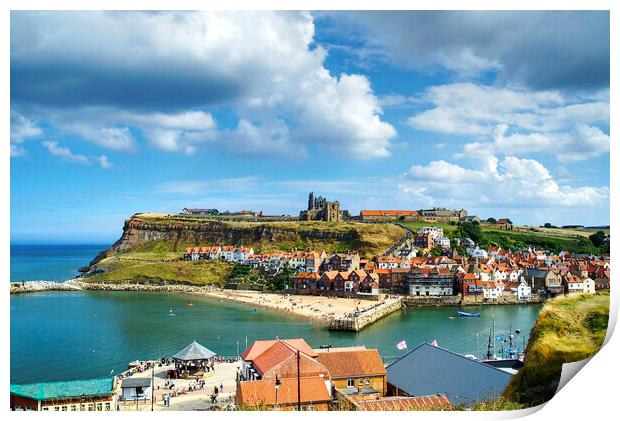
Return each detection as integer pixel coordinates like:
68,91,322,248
503,292,610,406
81,213,406,285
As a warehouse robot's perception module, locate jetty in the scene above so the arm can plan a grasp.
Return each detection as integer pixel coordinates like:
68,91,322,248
329,296,403,332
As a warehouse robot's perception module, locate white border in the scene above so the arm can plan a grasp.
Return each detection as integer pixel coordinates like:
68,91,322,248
2,1,617,420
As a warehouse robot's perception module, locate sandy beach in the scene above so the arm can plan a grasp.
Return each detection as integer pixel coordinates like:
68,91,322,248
201,288,382,321
11,279,388,322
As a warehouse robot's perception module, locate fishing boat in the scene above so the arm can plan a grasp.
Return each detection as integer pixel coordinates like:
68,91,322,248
457,311,480,317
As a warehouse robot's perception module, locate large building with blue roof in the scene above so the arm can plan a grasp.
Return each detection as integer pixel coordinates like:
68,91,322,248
386,343,514,406
10,377,116,411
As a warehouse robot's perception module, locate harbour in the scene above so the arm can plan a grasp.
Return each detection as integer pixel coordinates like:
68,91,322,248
10,290,541,384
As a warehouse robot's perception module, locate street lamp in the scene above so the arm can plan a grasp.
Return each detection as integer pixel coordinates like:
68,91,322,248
275,376,281,407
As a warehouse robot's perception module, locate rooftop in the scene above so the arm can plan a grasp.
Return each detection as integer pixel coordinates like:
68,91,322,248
10,378,114,401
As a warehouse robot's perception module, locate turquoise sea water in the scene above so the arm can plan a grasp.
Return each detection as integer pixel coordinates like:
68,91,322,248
10,244,109,282
10,245,542,385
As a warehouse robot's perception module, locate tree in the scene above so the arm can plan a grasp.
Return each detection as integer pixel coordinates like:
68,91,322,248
543,223,553,228
589,231,607,248
486,217,497,224
430,246,443,256
456,221,484,244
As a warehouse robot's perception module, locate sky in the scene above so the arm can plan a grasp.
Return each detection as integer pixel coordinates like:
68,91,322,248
9,11,610,243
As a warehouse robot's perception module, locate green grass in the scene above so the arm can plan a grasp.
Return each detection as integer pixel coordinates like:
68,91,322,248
503,292,610,406
396,220,599,254
84,258,234,286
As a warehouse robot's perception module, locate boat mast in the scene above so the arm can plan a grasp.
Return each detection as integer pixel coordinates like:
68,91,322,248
491,314,496,359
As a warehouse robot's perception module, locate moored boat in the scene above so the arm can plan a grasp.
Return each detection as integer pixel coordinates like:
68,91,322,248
457,311,480,317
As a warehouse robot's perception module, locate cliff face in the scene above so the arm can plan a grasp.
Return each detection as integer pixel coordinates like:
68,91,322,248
90,215,368,266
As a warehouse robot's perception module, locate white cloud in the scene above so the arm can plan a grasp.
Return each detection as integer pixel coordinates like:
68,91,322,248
11,144,27,157
408,83,609,162
12,11,396,159
11,114,42,142
10,113,43,157
96,155,113,169
42,141,90,164
66,123,136,152
402,155,608,208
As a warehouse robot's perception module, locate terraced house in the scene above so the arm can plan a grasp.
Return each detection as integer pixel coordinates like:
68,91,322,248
406,267,454,296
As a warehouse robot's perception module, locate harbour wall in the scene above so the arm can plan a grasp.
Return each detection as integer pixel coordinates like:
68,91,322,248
329,297,403,332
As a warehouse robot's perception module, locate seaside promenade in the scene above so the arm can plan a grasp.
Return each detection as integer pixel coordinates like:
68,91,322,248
117,360,241,411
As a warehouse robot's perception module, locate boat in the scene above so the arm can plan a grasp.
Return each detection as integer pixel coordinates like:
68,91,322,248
457,311,480,317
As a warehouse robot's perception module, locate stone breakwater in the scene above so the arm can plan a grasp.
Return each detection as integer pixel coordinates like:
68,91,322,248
329,296,404,332
10,279,83,294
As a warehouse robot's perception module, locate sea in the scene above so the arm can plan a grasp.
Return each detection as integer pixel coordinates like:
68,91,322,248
10,244,542,384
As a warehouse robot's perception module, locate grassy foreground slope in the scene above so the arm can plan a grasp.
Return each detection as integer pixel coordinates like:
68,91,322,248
85,257,234,286
503,293,610,406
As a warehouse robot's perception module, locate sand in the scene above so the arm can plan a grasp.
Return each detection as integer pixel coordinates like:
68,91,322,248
201,289,387,321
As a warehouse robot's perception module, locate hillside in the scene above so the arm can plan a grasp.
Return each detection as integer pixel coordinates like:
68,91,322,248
84,257,234,286
503,293,610,406
396,220,600,254
82,213,406,284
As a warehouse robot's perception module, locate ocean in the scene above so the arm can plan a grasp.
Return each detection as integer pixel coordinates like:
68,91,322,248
10,244,109,282
10,245,542,384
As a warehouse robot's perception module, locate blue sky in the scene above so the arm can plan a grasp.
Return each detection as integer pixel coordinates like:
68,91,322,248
10,11,610,243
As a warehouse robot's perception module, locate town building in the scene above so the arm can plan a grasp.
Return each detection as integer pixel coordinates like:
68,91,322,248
315,347,387,397
119,378,152,402
406,267,453,296
10,378,116,411
236,376,331,411
359,210,419,221
386,343,513,406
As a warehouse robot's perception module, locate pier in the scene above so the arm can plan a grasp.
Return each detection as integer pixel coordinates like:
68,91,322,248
329,296,403,332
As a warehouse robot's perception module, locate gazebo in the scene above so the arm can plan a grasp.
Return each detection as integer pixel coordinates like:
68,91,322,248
171,341,217,378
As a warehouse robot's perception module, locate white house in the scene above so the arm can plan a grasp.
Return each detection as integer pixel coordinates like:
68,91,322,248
565,276,584,293
583,277,596,294
515,280,532,300
233,247,254,262
120,378,152,401
482,282,502,300
418,227,444,239
435,237,451,250
220,246,235,261
467,247,488,259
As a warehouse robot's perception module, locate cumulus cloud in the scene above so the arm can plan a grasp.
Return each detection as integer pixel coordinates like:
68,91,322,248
324,11,609,90
11,11,396,158
10,113,43,157
42,141,89,164
402,155,608,208
42,141,113,168
408,83,609,162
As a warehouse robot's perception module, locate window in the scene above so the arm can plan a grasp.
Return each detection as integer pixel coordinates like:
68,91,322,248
54,407,60,411
96,403,103,411
307,405,315,411
365,378,370,385
42,408,49,411
105,403,111,411
70,405,77,411
358,378,363,386
347,378,354,387
61,406,67,411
